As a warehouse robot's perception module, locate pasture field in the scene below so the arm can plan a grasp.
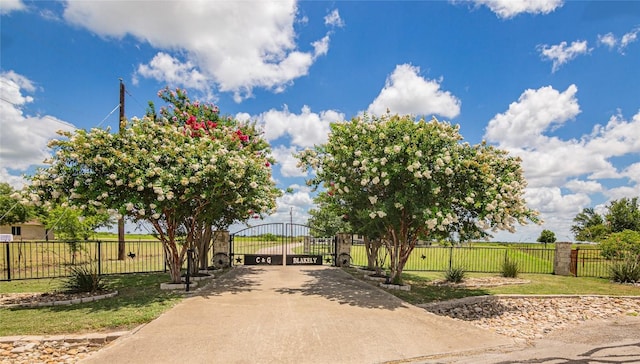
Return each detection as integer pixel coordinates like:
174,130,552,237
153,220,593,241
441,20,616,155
350,244,556,274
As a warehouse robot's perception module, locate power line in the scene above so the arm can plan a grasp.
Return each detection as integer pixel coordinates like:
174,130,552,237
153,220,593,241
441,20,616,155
95,103,122,128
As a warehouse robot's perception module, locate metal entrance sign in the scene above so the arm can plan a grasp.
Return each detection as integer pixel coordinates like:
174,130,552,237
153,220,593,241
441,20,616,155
243,254,323,265
244,254,283,265
287,255,323,265
229,223,335,267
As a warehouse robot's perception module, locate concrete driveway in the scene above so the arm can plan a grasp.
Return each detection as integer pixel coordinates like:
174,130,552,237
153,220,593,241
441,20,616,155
81,265,516,364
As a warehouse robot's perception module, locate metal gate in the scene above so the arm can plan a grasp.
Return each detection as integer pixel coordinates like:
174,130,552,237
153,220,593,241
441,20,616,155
229,223,336,266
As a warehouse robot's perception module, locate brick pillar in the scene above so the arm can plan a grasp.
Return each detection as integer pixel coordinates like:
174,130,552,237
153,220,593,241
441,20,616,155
212,230,230,268
554,242,572,276
335,233,352,267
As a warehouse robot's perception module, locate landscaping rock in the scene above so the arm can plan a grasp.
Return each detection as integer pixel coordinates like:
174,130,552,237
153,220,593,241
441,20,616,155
421,296,640,341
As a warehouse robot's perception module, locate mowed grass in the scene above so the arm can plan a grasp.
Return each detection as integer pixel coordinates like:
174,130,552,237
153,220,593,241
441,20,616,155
357,270,640,305
0,273,183,336
350,245,556,273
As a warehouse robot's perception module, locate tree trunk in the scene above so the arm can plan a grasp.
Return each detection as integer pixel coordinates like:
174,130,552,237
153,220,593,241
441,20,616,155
163,240,184,283
386,238,401,284
365,236,376,270
365,237,385,275
197,226,213,270
386,228,414,285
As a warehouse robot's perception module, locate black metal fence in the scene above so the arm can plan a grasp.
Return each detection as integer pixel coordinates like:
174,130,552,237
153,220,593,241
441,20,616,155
230,223,336,266
573,248,620,278
0,240,169,281
0,239,623,281
350,243,556,274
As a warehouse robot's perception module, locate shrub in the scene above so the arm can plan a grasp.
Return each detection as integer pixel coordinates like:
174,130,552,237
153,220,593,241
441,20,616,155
501,257,520,278
610,257,640,283
444,266,466,283
599,230,640,259
62,265,106,293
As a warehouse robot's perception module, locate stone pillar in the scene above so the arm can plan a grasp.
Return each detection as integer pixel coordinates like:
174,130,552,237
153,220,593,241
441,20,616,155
335,233,352,267
212,230,230,268
554,242,573,276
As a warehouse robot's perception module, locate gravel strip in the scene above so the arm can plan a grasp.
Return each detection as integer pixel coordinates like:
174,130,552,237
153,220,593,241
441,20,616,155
420,296,640,341
0,331,129,364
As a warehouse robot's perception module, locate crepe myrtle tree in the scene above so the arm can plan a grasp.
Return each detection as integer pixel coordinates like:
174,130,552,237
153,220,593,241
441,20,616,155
26,88,280,283
297,113,539,284
145,87,281,272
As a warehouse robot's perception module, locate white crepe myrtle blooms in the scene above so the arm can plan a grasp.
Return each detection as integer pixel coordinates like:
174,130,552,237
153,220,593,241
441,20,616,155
27,88,280,284
297,113,539,284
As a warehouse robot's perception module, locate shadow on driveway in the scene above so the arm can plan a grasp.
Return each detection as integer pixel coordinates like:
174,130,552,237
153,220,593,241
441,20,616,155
274,266,410,310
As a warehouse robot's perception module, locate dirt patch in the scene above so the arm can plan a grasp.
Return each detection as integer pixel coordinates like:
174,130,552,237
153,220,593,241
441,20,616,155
430,276,530,287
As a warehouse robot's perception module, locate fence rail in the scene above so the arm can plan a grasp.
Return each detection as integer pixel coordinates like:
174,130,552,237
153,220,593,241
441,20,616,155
0,240,173,281
351,243,618,278
574,248,619,278
0,239,623,281
351,244,556,274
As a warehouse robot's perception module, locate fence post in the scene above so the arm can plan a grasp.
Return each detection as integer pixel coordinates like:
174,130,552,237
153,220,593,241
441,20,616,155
5,243,10,281
449,246,453,269
97,241,102,275
553,242,573,276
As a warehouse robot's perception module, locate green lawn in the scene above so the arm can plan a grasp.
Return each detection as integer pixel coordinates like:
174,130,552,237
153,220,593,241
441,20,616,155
0,273,183,336
350,245,555,273
362,270,640,305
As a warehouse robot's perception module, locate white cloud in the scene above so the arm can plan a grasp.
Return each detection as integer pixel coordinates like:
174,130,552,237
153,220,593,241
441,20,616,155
620,27,640,52
465,0,563,19
255,190,314,224
272,145,307,177
485,85,640,241
538,40,590,72
525,187,590,215
134,52,209,92
0,71,75,187
0,0,26,14
62,1,332,102
598,28,640,54
622,163,640,184
367,64,461,119
564,179,603,194
485,84,581,149
598,32,617,49
251,105,343,148
324,9,344,28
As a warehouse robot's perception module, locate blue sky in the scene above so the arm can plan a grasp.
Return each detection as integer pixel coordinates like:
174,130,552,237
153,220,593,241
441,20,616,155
1,0,639,242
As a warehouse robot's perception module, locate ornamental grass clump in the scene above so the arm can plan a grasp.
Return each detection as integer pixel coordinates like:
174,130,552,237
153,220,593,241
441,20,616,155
62,265,106,293
501,257,520,278
444,266,466,283
610,257,640,283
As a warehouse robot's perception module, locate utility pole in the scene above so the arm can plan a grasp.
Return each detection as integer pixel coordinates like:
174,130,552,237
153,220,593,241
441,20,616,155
117,79,126,260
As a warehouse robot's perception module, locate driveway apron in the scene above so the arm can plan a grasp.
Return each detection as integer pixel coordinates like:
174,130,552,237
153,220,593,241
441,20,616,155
81,266,515,364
